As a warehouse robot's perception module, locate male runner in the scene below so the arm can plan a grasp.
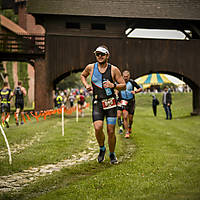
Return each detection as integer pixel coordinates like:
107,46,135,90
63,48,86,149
13,81,27,126
80,45,126,164
119,70,142,138
56,91,64,108
0,82,13,128
77,91,86,117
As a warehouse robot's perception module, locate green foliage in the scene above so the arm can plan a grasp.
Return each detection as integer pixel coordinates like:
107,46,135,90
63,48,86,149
17,62,30,104
57,72,88,90
1,9,18,23
0,62,6,88
160,82,176,90
6,61,14,89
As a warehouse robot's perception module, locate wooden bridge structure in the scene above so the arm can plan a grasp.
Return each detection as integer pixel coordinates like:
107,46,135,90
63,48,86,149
0,33,45,62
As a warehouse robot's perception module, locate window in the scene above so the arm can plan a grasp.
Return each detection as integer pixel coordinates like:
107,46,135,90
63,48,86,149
66,22,80,29
91,23,106,30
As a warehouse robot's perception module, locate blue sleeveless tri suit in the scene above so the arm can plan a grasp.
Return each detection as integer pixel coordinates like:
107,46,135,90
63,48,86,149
91,62,117,124
118,79,141,115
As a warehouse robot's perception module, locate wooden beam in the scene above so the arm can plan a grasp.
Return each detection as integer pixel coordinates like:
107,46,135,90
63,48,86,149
190,24,200,38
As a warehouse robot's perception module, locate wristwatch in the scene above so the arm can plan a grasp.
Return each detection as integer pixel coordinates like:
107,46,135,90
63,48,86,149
112,83,117,88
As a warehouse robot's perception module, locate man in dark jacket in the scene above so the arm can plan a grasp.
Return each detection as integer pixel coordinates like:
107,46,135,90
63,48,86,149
162,86,172,120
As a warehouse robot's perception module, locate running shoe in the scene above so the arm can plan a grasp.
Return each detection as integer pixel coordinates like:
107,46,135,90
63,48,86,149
128,128,132,134
21,121,24,125
125,133,130,138
110,153,118,164
98,148,106,163
5,121,9,128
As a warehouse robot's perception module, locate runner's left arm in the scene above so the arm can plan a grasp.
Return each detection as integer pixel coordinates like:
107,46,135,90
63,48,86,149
112,66,126,91
131,81,143,94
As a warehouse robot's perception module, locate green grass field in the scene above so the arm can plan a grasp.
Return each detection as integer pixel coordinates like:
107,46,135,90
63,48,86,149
0,92,200,200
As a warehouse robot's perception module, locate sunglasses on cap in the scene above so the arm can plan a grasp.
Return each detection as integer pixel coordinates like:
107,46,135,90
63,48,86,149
95,52,106,57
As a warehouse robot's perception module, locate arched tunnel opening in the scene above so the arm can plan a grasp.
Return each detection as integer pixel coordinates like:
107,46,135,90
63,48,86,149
52,70,90,109
52,69,198,116
134,71,199,115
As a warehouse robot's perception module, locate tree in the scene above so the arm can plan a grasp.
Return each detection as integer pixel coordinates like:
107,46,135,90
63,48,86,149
57,72,84,90
0,9,18,23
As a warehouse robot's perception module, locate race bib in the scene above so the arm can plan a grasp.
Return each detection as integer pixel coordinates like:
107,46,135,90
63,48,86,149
117,101,122,107
102,97,116,110
120,100,128,106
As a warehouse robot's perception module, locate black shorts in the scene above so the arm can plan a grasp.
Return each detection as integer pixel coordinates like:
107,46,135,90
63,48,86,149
92,99,117,125
116,98,123,111
1,103,10,113
121,99,135,115
15,102,24,110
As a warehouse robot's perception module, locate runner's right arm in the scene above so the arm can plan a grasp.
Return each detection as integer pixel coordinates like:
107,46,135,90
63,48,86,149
80,64,93,92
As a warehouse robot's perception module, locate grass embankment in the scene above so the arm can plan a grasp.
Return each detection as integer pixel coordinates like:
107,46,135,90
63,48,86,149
0,92,200,200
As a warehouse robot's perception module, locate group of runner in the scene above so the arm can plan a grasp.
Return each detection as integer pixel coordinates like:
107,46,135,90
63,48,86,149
54,89,86,111
81,44,142,164
0,81,26,128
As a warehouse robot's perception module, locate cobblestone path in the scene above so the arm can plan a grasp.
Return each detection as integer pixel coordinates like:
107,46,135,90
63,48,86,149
0,129,98,193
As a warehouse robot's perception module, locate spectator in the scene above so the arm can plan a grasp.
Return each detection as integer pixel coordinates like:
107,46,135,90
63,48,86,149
162,86,172,120
152,94,159,116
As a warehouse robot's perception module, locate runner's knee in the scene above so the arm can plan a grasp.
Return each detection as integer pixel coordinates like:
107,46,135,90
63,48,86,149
94,121,103,132
123,114,128,121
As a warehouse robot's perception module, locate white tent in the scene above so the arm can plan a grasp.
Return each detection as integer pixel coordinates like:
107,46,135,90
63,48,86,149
164,75,185,85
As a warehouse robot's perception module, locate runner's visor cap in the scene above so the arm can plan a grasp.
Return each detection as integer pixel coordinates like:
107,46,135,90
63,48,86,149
94,47,109,55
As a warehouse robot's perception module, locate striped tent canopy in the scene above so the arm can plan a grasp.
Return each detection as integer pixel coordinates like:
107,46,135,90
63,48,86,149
136,73,171,85
135,73,172,89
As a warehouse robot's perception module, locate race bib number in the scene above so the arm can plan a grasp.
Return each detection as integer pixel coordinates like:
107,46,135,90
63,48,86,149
117,101,122,107
120,100,128,106
102,97,116,110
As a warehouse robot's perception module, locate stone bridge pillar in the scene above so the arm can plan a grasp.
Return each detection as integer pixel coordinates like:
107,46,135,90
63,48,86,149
34,58,53,111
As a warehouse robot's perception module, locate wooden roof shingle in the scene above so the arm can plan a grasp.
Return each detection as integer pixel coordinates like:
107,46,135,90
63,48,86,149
27,0,200,20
